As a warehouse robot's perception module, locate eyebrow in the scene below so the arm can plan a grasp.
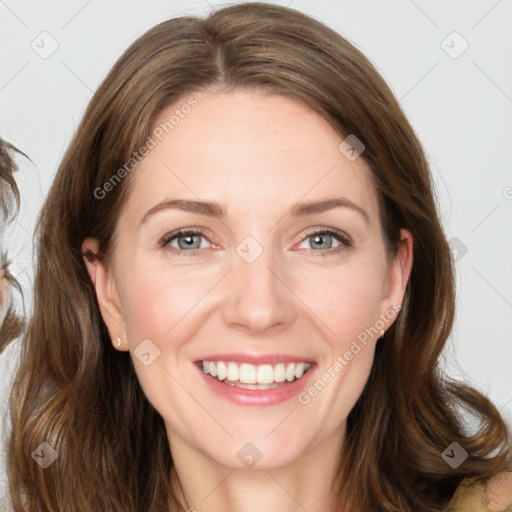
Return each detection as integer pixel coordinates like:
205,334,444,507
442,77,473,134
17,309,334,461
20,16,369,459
141,199,226,224
140,197,370,225
290,198,370,225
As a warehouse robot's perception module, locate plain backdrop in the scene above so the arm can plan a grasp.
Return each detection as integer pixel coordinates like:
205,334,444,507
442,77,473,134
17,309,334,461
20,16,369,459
1,0,511,494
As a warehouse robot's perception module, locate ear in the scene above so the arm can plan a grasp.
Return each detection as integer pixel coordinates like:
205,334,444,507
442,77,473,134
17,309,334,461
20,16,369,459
380,228,413,329
81,237,127,351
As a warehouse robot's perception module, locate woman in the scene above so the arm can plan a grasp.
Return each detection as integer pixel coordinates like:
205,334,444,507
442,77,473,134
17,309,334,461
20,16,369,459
4,3,512,511
0,138,24,351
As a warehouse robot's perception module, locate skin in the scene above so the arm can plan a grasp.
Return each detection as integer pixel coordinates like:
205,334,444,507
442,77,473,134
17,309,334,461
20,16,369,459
487,473,512,511
0,239,12,325
83,88,413,512
0,271,9,325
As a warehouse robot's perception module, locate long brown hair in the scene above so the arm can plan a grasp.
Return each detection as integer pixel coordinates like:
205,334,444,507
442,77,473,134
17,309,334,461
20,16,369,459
5,3,511,511
0,138,25,351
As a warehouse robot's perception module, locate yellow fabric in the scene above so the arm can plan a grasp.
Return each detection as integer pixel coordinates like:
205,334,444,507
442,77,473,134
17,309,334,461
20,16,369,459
444,477,512,512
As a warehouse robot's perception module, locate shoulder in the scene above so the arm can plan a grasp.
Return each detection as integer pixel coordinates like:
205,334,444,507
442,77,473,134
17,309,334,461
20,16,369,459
486,472,512,511
445,472,512,512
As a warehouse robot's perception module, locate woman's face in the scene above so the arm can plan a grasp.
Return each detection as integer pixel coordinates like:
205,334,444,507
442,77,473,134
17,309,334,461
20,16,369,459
84,88,412,470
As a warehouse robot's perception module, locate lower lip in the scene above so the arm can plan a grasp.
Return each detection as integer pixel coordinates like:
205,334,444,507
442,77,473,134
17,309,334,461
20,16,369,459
196,363,315,406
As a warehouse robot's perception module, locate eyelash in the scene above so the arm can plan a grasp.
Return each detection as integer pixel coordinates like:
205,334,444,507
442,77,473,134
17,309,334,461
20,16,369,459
159,229,210,257
159,227,352,258
299,227,352,257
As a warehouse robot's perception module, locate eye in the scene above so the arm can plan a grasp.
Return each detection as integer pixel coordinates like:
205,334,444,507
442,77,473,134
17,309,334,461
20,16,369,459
296,228,352,256
160,229,212,256
159,227,352,258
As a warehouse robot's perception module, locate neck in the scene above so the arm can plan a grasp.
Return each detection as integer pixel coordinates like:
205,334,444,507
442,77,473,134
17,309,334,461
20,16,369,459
167,428,346,512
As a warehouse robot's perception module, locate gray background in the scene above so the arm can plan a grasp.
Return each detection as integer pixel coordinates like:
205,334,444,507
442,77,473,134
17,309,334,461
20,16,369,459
1,0,511,493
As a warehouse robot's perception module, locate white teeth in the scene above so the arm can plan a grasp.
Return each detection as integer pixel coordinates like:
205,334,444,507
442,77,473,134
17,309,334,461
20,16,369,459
201,360,311,385
256,364,274,384
274,363,286,382
217,361,227,381
239,363,257,384
227,362,239,381
294,362,306,379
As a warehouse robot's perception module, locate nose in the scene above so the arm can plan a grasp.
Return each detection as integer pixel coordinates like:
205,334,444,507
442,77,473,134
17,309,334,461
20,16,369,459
221,244,297,335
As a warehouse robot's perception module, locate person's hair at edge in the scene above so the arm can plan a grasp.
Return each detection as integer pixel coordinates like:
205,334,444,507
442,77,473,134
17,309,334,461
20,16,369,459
0,138,25,352
5,3,511,511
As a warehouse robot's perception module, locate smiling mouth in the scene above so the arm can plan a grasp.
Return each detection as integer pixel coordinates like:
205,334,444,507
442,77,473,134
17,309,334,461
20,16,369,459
198,360,312,390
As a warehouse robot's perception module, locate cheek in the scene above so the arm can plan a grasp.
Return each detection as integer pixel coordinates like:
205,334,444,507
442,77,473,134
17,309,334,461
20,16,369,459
294,261,385,426
118,261,214,342
117,265,208,420
291,256,387,343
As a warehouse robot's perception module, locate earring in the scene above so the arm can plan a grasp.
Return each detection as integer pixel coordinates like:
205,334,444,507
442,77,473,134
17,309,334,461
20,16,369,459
116,337,122,348
379,330,385,339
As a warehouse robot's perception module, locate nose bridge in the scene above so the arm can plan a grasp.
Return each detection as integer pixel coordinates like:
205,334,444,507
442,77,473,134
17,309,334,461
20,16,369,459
221,234,296,333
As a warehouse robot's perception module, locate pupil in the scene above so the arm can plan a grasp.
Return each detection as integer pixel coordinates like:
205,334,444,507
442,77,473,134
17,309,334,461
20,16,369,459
179,235,199,249
312,234,331,249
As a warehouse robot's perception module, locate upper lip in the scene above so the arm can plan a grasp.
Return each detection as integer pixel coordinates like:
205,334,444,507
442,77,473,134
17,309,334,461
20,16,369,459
196,353,315,365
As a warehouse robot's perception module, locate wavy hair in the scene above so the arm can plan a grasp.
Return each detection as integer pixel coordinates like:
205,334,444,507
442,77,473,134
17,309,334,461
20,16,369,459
5,3,511,511
0,138,25,351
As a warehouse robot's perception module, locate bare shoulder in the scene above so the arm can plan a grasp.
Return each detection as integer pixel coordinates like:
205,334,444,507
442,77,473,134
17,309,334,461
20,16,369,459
486,472,512,511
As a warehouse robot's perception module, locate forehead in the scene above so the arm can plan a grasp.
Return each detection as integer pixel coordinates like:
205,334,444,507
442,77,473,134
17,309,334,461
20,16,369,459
124,89,379,224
